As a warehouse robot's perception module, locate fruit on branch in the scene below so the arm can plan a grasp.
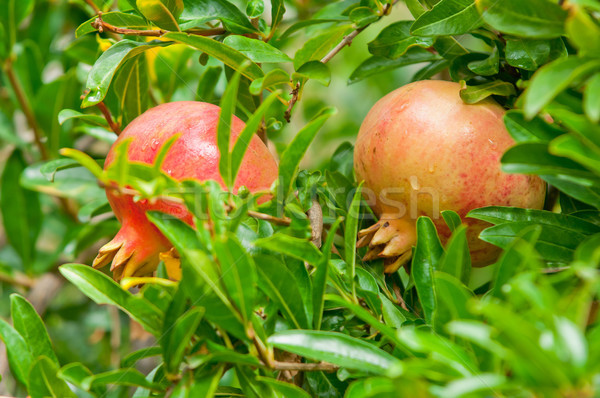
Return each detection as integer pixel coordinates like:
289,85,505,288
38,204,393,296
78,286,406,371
94,101,278,280
354,80,545,273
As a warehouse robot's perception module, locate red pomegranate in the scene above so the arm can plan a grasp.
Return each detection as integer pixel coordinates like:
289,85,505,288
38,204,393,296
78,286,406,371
354,80,545,272
94,101,278,280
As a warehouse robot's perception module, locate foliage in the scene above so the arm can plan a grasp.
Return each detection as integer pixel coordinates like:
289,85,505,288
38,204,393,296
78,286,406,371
1,0,600,397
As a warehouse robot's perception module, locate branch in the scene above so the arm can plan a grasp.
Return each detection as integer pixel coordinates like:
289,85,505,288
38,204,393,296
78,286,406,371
0,271,35,288
4,60,49,160
97,101,122,136
84,0,100,14
92,13,226,37
284,1,398,121
272,360,338,372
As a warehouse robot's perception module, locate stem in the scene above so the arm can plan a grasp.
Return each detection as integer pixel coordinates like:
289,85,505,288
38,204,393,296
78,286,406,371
4,59,49,160
84,0,100,13
0,271,35,288
92,14,226,37
272,360,338,372
247,210,291,226
97,101,122,136
284,0,398,121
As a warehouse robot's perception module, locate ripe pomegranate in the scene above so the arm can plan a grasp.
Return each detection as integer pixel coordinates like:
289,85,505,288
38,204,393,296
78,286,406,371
354,80,545,273
94,101,278,280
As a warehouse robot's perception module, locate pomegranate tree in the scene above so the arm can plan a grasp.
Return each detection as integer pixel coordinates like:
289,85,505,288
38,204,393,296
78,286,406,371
94,101,278,280
354,80,545,272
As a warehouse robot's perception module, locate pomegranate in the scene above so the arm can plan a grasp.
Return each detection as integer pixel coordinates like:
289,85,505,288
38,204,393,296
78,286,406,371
94,101,278,280
354,80,545,273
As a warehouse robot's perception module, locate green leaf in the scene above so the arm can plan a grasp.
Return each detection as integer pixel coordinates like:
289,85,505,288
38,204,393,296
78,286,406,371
434,374,509,397
522,56,600,119
10,294,59,367
459,80,515,104
249,69,289,95
59,264,163,335
256,254,310,329
121,347,162,368
270,0,285,32
82,40,170,108
181,0,258,34
293,25,353,69
82,368,161,391
255,233,323,265
566,7,600,57
467,44,499,76
278,107,336,198
490,225,542,298
584,73,600,123
58,363,106,396
441,210,462,232
224,36,291,63
0,0,34,51
257,377,311,398
0,150,42,270
412,59,451,81
217,65,243,189
58,109,108,127
164,32,263,80
0,318,33,387
268,330,403,376
163,307,205,373
348,48,441,84
476,0,567,39
214,233,256,322
503,110,564,143
439,225,471,284
113,53,150,126
28,356,77,398
412,217,444,324
231,90,281,182
136,0,183,31
293,61,331,87
433,272,474,330
196,65,222,102
349,6,379,28
505,38,551,71
411,0,482,36
368,21,434,59
59,148,105,181
246,0,264,18
550,134,600,175
501,142,600,184
76,12,149,37
313,218,342,330
345,183,363,298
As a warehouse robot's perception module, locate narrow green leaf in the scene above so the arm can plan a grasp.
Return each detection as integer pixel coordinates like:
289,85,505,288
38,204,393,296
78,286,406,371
411,0,482,36
58,109,108,127
522,56,600,119
83,40,170,107
181,0,258,34
268,330,403,376
439,225,471,284
231,90,281,183
0,318,33,387
368,21,434,59
313,217,343,329
412,217,444,324
196,65,222,102
460,80,515,104
257,376,311,398
584,73,600,123
503,110,564,143
217,65,244,189
59,147,105,181
432,272,474,331
550,134,600,175
249,69,289,95
59,264,163,335
224,36,291,63
214,233,256,322
28,356,77,398
293,61,331,87
10,294,58,367
566,7,600,57
441,210,462,232
121,347,162,369
293,25,353,69
256,254,310,329
255,233,323,265
476,0,567,38
345,183,363,299
278,107,336,198
0,150,42,270
164,32,264,81
113,53,150,126
82,368,161,390
270,0,285,31
349,48,441,84
163,307,205,373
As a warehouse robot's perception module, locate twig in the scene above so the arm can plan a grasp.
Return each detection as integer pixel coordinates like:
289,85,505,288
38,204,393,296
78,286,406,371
92,13,226,37
272,360,338,372
97,101,122,136
84,0,100,14
247,210,291,226
0,271,35,288
4,59,49,160
284,1,398,121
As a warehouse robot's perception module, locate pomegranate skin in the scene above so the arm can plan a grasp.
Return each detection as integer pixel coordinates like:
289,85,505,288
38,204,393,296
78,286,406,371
354,80,545,270
94,101,278,280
